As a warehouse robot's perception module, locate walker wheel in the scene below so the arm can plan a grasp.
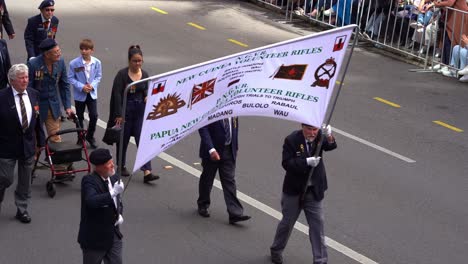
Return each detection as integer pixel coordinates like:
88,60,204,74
46,181,56,198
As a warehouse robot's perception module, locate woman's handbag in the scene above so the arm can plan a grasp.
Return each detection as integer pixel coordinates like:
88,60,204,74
102,125,122,145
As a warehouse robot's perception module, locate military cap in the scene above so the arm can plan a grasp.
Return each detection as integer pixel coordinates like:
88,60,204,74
38,0,54,9
89,148,113,166
39,38,58,52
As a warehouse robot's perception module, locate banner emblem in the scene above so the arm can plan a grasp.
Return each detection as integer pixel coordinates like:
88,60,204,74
146,93,186,120
333,35,347,52
311,57,336,89
271,64,308,80
188,78,216,109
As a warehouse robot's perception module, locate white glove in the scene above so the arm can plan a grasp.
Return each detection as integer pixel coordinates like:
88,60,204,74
109,181,124,198
306,157,321,167
114,214,124,226
323,125,332,136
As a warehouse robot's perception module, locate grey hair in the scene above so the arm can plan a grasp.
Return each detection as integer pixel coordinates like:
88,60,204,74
8,64,29,83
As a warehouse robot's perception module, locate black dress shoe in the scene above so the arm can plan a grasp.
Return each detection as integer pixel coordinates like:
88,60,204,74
143,173,160,183
15,210,31,223
198,207,210,218
270,252,283,264
229,215,251,224
60,115,67,122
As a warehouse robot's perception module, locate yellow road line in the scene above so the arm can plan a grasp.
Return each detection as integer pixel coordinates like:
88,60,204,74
151,7,168,14
187,22,206,30
335,81,344,85
228,38,248,47
433,120,463,132
373,97,401,108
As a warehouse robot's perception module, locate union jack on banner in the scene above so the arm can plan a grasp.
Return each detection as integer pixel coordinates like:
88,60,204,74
189,78,216,108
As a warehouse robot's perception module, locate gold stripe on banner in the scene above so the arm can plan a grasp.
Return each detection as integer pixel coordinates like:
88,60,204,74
187,22,206,30
228,38,248,47
151,7,168,14
433,121,464,132
373,97,401,108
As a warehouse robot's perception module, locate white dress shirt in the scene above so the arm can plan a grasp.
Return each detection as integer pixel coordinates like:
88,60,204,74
12,88,32,127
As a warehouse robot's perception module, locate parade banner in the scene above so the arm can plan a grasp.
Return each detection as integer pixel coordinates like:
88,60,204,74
133,25,355,172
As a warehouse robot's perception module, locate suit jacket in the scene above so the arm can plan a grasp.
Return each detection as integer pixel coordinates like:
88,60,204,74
198,117,239,161
24,14,59,59
68,55,102,101
0,0,14,38
281,130,337,200
78,172,123,251
0,39,11,89
0,87,45,159
27,55,71,121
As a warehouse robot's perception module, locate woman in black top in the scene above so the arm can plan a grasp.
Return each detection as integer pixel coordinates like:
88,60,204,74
105,45,159,183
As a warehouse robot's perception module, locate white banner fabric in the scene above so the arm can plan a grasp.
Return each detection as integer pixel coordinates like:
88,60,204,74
133,26,354,172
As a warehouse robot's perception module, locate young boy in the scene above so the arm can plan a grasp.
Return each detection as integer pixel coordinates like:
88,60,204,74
68,39,102,149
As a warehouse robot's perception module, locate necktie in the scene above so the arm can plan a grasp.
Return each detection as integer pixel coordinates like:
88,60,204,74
307,141,314,157
18,93,28,130
43,20,50,30
223,118,231,145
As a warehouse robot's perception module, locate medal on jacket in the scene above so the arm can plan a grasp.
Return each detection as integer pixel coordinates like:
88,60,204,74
233,117,237,128
35,70,44,80
34,104,40,117
300,144,305,154
130,85,136,94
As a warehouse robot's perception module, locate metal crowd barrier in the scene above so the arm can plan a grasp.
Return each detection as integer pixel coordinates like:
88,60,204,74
250,0,468,78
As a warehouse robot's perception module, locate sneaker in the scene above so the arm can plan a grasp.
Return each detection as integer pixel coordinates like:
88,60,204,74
294,7,304,15
429,64,441,71
441,68,455,77
439,66,449,74
323,8,334,16
458,66,468,75
410,21,419,28
459,75,468,82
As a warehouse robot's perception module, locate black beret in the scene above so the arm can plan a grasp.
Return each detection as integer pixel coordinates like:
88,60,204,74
38,0,54,9
39,38,57,52
89,148,112,166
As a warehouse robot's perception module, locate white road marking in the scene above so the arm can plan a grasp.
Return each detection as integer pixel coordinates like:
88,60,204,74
332,127,416,163
82,112,379,263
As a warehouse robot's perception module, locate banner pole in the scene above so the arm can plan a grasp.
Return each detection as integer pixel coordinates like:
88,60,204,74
299,25,359,206
117,79,150,187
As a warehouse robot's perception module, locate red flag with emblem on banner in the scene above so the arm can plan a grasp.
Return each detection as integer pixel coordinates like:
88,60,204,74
272,64,308,80
151,80,166,95
189,78,216,108
333,35,347,52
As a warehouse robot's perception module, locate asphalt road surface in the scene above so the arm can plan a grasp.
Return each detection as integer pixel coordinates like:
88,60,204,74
1,0,467,264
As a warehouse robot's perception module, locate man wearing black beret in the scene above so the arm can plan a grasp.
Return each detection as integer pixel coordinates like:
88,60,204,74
78,148,125,264
24,0,59,60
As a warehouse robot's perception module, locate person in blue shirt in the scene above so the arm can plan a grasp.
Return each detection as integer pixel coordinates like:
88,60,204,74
68,39,102,149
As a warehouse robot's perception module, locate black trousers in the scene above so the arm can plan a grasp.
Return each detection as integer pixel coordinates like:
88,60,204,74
197,145,243,217
75,94,98,140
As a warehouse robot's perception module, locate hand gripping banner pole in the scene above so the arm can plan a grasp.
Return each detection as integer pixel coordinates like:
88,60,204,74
299,25,359,206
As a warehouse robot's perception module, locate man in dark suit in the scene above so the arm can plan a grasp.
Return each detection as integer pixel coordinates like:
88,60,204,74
270,123,337,264
78,148,124,264
197,117,251,224
0,64,45,223
0,38,11,89
0,0,15,40
24,0,58,60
